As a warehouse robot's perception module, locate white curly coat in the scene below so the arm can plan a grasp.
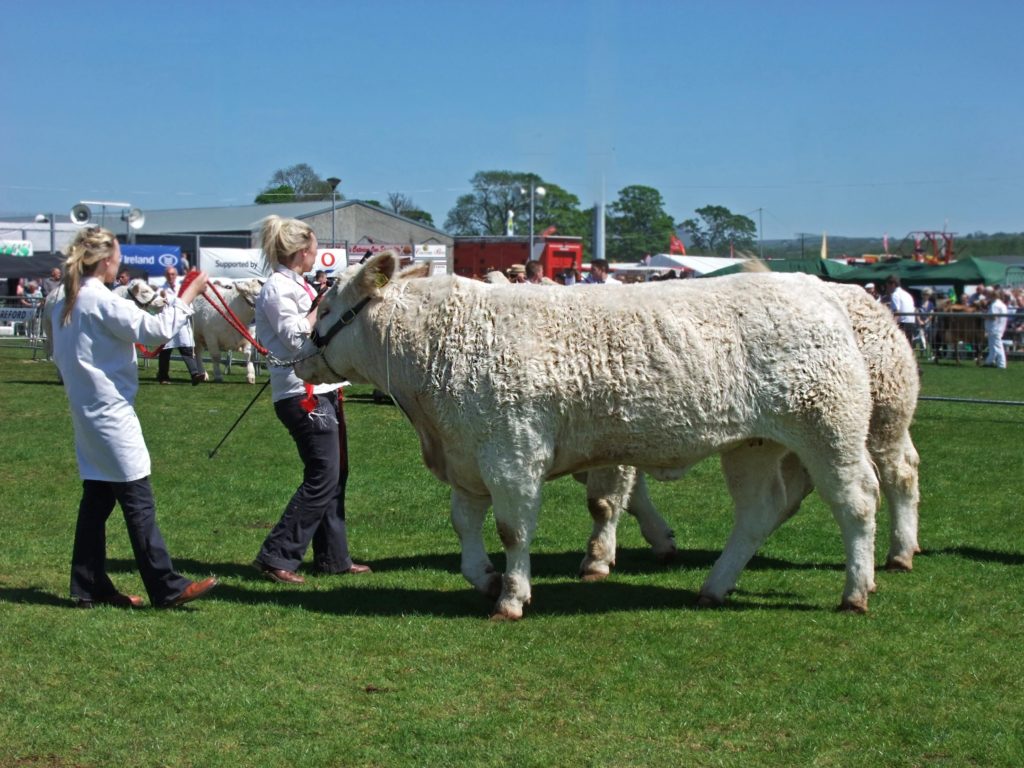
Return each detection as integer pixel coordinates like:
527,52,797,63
296,253,880,619
191,279,263,384
576,281,921,606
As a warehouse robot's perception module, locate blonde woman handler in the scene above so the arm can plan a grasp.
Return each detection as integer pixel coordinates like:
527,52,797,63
251,215,371,584
53,227,218,609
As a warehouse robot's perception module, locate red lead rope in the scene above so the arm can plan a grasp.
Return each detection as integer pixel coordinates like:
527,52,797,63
136,269,271,360
202,278,269,356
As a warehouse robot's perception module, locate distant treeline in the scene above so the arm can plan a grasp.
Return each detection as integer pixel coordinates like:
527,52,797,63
761,232,1024,261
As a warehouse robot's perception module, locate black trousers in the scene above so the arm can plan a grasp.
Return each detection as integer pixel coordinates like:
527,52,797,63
256,390,354,573
70,478,191,606
157,346,201,381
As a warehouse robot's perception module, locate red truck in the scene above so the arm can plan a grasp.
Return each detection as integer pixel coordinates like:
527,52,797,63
452,235,583,280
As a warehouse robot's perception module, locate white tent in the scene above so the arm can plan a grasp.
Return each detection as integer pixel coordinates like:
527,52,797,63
645,253,747,275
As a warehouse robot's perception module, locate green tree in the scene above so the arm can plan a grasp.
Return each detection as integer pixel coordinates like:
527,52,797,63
605,185,675,261
444,171,586,239
254,163,338,204
681,205,757,255
387,192,436,227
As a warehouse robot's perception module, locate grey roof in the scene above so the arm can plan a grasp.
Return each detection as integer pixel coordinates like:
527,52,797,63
132,199,450,239
135,201,336,234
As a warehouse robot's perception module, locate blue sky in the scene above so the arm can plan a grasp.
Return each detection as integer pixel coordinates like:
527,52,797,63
4,0,1022,241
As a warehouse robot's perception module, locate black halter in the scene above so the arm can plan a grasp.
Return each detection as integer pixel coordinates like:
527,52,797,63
310,296,372,349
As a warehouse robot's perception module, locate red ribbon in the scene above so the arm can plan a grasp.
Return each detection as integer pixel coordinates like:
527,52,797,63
300,382,317,412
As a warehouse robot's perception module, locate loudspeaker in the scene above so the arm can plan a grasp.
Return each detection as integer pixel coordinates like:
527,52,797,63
125,208,145,230
70,204,91,225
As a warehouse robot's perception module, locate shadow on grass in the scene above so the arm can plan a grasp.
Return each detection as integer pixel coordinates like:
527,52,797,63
0,587,69,607
918,546,1024,566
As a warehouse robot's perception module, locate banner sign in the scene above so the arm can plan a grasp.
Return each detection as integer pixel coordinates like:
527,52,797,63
0,307,38,321
120,245,181,277
314,248,346,273
198,248,347,279
199,248,267,280
0,240,33,257
347,243,414,265
345,243,448,274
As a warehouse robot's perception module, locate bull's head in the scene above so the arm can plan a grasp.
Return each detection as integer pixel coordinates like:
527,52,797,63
293,251,403,385
129,279,168,312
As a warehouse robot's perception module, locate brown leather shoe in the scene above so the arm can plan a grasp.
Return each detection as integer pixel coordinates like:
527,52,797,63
342,563,372,575
253,560,305,584
76,592,144,609
163,577,218,608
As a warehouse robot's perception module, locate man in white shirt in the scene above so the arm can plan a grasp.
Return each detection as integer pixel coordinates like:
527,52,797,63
156,265,204,385
981,287,1009,368
885,275,917,346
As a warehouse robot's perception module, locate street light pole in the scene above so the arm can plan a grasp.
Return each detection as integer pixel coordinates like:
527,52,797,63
327,177,341,247
521,181,546,261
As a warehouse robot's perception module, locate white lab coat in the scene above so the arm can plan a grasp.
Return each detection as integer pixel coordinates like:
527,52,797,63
161,279,195,348
52,277,195,482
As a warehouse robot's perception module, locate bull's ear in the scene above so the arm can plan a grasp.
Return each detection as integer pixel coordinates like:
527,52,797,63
399,262,431,280
358,251,400,296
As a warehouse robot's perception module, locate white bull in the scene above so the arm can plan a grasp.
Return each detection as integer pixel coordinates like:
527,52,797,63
576,281,921,604
192,278,263,384
295,253,880,619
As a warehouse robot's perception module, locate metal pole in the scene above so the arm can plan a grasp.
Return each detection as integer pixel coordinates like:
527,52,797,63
529,182,535,261
327,177,341,247
758,207,764,260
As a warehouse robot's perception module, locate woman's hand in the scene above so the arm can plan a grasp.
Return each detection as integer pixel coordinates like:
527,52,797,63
179,271,209,305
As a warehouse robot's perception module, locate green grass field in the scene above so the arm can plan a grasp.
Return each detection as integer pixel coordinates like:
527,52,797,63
1,343,1022,767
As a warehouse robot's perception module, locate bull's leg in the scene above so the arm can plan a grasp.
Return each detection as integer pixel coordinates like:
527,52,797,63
699,442,792,606
211,347,225,382
801,451,879,613
627,473,677,562
871,430,921,571
579,466,636,580
244,342,256,384
193,343,209,381
450,490,500,598
489,483,542,621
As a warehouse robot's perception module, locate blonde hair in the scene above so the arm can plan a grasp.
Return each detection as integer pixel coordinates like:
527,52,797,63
259,215,315,272
60,227,118,326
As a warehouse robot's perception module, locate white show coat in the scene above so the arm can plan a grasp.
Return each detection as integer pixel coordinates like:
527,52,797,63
53,277,195,482
255,267,341,403
161,279,195,348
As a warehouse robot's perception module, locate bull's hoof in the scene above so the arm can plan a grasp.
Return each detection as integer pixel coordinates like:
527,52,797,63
837,598,868,614
696,593,725,609
580,570,610,583
885,555,914,572
489,602,523,621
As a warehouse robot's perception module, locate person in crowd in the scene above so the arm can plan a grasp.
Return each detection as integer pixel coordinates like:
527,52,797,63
252,215,371,585
525,261,545,285
51,226,218,609
312,269,330,294
979,287,1009,369
42,267,62,297
864,282,879,300
583,259,620,285
884,275,917,345
20,279,44,339
506,263,527,283
156,265,204,385
917,287,937,353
